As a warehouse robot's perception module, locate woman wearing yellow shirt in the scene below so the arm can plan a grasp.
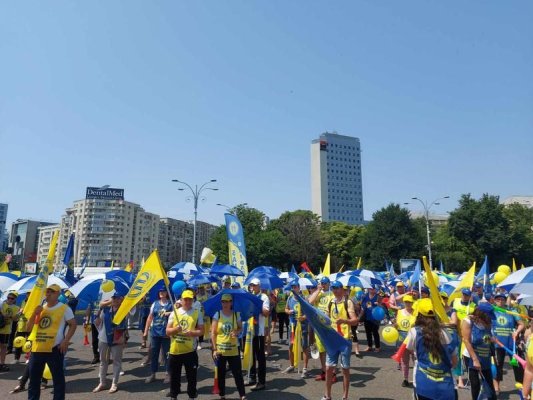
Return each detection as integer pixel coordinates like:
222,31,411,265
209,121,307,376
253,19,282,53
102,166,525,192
211,293,245,400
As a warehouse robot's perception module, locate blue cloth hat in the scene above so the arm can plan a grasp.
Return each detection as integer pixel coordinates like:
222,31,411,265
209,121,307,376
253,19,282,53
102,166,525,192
320,277,331,285
462,288,472,296
330,281,343,289
476,301,495,320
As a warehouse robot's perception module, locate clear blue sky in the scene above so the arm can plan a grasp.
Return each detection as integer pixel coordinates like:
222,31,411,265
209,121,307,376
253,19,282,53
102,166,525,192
1,1,532,228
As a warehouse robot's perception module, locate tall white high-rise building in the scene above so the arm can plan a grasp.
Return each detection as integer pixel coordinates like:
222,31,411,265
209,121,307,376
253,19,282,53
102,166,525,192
0,203,8,251
311,132,364,224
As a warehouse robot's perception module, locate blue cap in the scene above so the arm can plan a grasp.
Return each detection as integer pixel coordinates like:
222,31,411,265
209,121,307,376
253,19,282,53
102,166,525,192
330,281,343,289
290,279,299,287
493,292,507,300
477,302,495,319
462,289,472,296
320,277,331,285
473,282,482,289
421,287,430,294
231,282,241,289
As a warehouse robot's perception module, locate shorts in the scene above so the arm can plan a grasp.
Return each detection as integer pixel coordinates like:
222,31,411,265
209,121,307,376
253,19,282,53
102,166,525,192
271,309,277,322
0,334,9,344
289,324,309,349
326,346,351,369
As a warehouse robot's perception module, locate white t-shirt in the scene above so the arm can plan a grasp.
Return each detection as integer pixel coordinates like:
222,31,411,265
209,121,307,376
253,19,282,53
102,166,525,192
44,303,75,347
254,292,270,336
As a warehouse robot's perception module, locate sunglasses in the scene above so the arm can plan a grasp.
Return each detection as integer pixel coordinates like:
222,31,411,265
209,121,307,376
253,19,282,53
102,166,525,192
221,300,233,303
7,297,16,301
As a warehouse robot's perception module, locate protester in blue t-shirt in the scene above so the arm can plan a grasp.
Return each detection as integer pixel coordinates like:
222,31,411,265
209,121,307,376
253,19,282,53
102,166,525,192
361,286,381,352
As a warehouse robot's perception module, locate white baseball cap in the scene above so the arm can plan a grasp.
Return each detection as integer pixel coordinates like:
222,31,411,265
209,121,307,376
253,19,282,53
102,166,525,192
249,278,261,286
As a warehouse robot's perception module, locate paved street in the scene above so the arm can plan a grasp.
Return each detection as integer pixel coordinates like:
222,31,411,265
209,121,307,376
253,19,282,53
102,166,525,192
0,328,520,399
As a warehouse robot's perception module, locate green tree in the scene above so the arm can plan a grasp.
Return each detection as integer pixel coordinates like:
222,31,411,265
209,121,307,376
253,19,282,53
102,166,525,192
360,204,425,268
271,210,324,272
503,203,533,265
447,194,510,266
208,225,229,264
320,221,364,270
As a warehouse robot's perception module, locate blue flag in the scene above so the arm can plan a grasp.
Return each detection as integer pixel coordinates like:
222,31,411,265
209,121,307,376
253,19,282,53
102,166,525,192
224,213,248,277
77,255,88,278
409,260,421,289
292,292,351,356
63,233,77,285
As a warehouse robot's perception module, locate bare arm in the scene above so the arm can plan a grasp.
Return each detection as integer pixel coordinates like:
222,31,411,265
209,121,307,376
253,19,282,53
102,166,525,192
143,313,154,337
461,319,481,370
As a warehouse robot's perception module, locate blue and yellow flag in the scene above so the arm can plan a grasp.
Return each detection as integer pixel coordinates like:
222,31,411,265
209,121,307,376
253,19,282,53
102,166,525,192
24,231,59,319
113,249,169,325
292,292,350,356
224,213,248,277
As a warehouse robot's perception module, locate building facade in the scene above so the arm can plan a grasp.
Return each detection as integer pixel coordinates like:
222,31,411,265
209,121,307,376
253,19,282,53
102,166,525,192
36,224,61,266
52,198,160,270
0,203,7,252
10,219,57,269
158,218,193,267
502,196,533,209
311,132,364,224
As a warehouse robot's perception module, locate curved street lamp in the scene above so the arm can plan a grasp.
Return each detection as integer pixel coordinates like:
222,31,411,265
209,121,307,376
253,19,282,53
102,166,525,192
408,196,450,268
216,203,248,214
172,179,218,263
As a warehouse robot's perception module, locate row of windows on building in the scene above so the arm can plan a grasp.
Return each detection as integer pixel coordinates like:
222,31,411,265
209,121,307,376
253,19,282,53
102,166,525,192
330,204,363,209
328,188,362,194
327,176,362,183
327,169,361,175
325,143,359,151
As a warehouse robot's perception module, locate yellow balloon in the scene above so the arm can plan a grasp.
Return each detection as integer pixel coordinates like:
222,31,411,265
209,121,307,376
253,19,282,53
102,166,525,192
382,326,399,344
101,280,115,293
43,364,52,380
494,271,508,284
23,341,32,353
498,265,511,276
14,336,26,348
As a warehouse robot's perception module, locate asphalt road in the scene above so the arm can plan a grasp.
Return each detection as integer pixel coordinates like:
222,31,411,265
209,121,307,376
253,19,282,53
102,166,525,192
0,327,521,399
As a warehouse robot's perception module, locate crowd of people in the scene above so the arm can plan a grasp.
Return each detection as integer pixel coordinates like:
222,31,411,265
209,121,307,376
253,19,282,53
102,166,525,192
1,274,533,400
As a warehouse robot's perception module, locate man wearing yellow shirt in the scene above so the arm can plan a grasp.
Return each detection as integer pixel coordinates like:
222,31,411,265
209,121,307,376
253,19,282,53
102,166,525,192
166,289,204,400
0,291,20,371
26,283,77,400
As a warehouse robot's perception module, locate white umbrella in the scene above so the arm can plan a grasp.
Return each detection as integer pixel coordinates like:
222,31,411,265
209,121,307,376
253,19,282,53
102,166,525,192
0,273,19,293
7,275,70,293
298,277,317,289
328,272,344,281
517,294,533,306
338,275,371,289
498,267,533,291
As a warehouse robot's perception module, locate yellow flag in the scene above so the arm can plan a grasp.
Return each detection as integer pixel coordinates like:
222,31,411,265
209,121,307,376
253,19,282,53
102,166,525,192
522,264,526,270
124,261,133,272
512,258,517,273
322,254,331,277
338,264,345,273
447,262,476,306
110,260,115,270
24,231,59,319
294,305,302,369
242,317,254,372
422,256,449,323
356,257,362,270
200,247,216,264
0,260,8,273
113,249,169,325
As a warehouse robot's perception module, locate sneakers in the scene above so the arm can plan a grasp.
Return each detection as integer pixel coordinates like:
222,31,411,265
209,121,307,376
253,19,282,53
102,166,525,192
10,385,25,394
320,396,331,400
250,383,265,391
91,357,100,365
92,384,107,393
402,380,411,388
301,368,308,378
145,374,156,383
283,365,295,373
0,364,10,372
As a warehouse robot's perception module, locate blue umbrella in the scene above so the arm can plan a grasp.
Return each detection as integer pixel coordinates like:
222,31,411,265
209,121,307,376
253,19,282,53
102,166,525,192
171,262,200,275
210,264,245,277
188,274,219,287
203,289,263,320
69,273,130,310
244,273,284,290
248,266,280,277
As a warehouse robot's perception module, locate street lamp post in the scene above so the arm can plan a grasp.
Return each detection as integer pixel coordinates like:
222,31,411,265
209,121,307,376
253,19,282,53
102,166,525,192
172,179,218,264
408,196,450,268
216,203,248,214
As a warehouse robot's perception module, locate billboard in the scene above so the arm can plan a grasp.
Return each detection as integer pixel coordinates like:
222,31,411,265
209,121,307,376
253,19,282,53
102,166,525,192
399,259,419,274
86,187,124,200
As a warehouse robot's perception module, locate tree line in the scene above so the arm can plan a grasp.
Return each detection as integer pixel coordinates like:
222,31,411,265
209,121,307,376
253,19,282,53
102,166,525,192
209,194,533,273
